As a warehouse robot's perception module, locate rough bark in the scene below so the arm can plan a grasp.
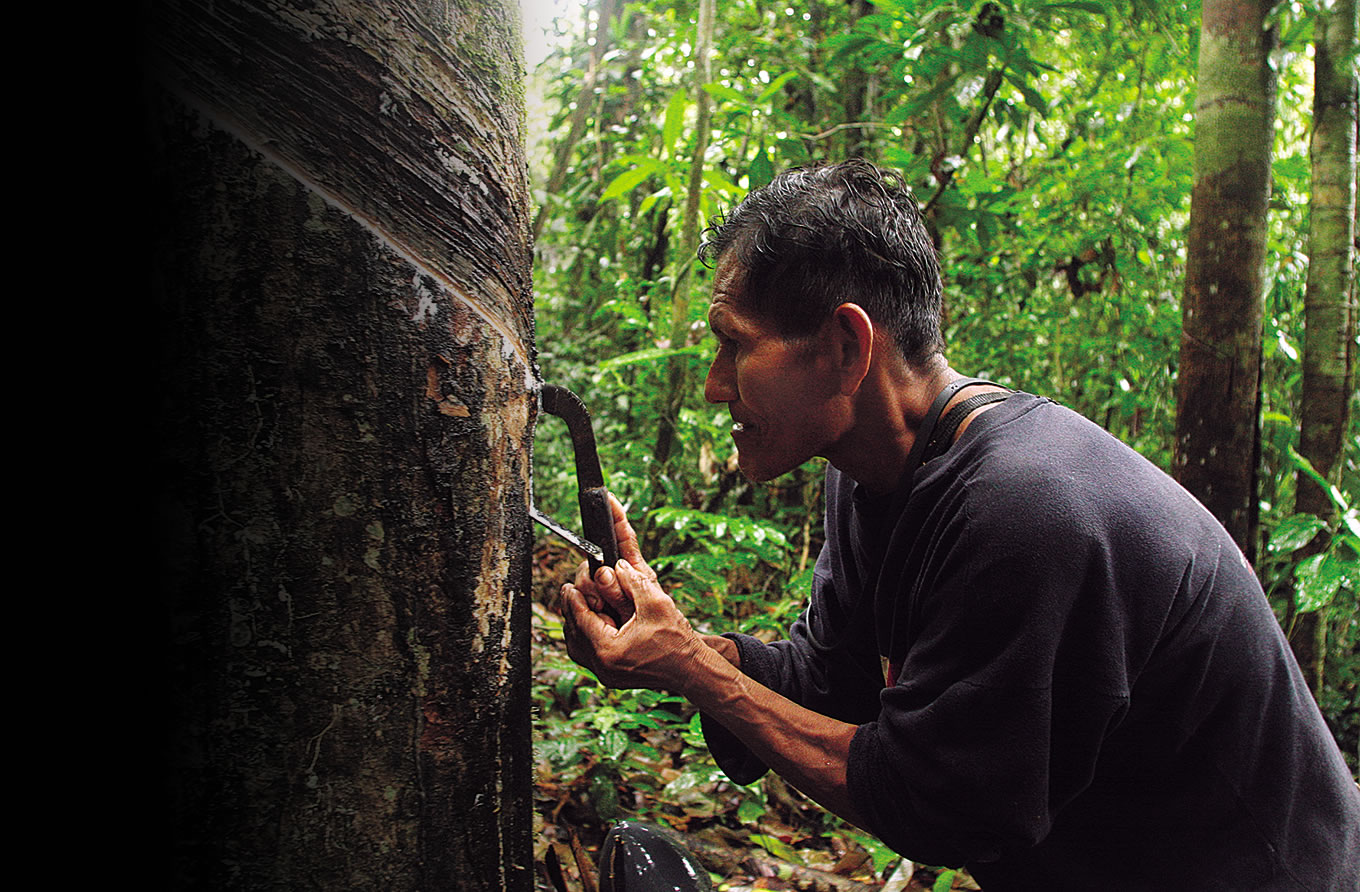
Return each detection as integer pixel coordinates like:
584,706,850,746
1173,0,1278,557
1290,0,1358,693
147,1,536,888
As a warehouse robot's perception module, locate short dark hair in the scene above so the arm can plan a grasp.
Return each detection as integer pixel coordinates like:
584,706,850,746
698,159,944,366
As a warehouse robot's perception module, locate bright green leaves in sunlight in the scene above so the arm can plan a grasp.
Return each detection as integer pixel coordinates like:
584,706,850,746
1266,449,1360,615
600,155,663,201
662,88,689,158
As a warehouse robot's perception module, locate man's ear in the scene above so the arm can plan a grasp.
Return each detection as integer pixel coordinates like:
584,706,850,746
830,303,874,395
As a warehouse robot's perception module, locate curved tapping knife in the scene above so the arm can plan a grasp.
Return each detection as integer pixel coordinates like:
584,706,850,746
531,384,621,577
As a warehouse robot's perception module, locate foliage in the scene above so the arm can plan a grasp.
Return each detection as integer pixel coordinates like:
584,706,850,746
526,0,1358,878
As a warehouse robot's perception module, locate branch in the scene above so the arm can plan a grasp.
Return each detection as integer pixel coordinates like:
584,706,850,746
802,121,892,141
922,66,1005,217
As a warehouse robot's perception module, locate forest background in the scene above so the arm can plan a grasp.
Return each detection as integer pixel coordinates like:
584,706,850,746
522,0,1358,885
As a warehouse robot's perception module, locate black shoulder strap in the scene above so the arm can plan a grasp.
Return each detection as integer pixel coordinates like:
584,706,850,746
898,377,1003,487
921,390,1013,465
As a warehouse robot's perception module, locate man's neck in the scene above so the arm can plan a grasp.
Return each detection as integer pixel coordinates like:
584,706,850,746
823,352,955,496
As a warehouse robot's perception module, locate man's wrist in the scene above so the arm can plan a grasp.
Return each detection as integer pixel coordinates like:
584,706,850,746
678,636,744,705
701,633,741,669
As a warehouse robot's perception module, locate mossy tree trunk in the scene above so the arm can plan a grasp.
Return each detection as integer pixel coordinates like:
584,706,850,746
1291,0,1358,693
148,1,536,888
1173,0,1279,559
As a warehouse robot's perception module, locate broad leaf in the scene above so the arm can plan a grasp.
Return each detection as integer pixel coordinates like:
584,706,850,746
749,147,774,189
1267,513,1327,554
597,344,707,370
701,82,745,105
662,89,690,157
600,160,662,201
1294,553,1346,614
757,70,800,103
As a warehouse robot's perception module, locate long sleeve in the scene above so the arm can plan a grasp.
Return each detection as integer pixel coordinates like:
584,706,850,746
702,466,884,783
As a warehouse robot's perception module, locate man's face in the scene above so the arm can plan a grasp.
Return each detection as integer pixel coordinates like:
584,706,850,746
703,258,842,482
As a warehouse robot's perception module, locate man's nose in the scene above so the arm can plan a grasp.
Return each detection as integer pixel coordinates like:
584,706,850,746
704,354,736,404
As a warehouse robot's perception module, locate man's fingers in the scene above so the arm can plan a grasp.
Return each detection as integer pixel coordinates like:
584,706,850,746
607,493,658,582
607,493,642,563
562,584,616,640
592,566,635,618
574,560,593,591
613,559,673,617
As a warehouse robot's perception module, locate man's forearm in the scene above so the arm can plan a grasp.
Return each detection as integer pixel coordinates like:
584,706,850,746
682,643,866,829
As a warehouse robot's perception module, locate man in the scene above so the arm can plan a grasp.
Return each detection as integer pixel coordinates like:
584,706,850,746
560,160,1359,889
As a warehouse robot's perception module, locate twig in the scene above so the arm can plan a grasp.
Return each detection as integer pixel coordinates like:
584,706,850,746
570,830,599,892
802,121,892,141
685,833,881,892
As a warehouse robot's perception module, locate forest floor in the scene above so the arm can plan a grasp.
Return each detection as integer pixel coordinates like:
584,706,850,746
530,541,979,892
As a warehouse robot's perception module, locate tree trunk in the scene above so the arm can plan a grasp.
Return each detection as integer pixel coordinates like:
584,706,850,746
652,0,716,494
533,0,620,240
1173,0,1278,558
1290,0,1358,693
840,0,876,159
147,1,536,888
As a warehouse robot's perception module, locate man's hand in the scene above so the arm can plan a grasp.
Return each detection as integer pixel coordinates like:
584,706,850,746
561,494,707,692
559,494,862,829
563,559,707,691
567,493,648,628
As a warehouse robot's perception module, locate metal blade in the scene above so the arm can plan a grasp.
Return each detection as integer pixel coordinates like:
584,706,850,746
530,505,604,562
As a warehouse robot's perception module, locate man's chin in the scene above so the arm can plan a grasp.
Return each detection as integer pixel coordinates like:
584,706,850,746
736,453,795,484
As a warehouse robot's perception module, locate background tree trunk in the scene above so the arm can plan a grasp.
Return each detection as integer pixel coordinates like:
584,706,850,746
651,0,716,498
1290,0,1358,693
147,1,536,887
1173,0,1279,558
533,0,621,240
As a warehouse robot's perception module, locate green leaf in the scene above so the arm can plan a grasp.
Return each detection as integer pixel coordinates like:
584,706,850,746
1342,510,1360,540
757,71,800,103
600,160,661,201
663,89,690,157
736,797,766,823
638,189,664,216
1273,152,1310,184
701,168,743,197
596,344,707,371
682,712,705,748
825,33,877,65
590,705,621,732
1335,548,1360,589
749,147,774,189
1268,514,1327,554
602,727,629,762
841,830,901,875
1295,553,1344,613
1004,69,1048,115
749,833,797,862
701,83,745,105
888,75,958,124
933,869,958,892
1287,446,1350,513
